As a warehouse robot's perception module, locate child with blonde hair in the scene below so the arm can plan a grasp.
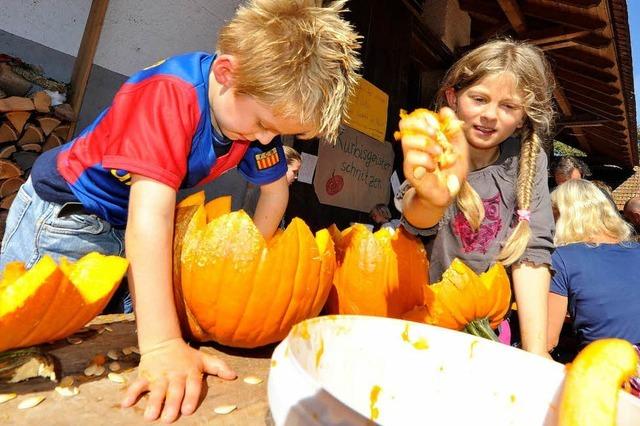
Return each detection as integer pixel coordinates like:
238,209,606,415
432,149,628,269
0,0,360,421
548,179,640,358
399,39,556,356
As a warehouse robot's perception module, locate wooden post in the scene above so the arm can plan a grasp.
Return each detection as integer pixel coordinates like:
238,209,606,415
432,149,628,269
66,0,109,140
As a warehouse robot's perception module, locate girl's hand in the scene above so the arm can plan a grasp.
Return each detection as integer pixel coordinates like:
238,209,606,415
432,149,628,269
121,338,236,423
398,107,469,207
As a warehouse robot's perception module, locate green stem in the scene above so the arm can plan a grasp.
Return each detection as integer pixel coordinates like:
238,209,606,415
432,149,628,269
464,318,499,342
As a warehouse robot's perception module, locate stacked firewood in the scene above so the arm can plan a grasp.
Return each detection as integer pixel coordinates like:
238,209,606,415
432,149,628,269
0,56,75,235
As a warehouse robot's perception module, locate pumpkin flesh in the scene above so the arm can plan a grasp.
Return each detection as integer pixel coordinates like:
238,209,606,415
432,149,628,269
327,224,428,318
0,253,128,351
174,192,336,348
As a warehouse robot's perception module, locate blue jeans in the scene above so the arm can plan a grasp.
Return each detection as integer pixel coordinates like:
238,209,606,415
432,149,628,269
0,178,132,313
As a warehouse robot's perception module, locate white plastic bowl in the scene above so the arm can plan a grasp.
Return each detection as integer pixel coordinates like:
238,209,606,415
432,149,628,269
268,315,640,425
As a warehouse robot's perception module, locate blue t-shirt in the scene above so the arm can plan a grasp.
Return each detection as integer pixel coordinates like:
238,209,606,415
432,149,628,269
31,52,287,227
550,242,640,347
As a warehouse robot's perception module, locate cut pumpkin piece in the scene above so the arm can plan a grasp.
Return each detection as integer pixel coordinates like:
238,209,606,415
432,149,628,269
0,253,128,351
559,338,639,426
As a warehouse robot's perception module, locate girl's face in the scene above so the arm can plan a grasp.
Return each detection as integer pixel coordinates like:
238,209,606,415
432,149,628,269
446,72,526,152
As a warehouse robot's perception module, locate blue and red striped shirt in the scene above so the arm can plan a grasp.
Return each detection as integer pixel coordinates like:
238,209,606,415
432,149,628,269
31,52,286,226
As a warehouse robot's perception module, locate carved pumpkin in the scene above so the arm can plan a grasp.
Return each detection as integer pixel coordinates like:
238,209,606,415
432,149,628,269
559,338,639,426
173,192,336,348
403,259,510,340
325,224,428,318
0,253,128,351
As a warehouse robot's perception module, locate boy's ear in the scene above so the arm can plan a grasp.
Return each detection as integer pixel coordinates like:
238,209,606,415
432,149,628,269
212,54,236,87
444,88,457,111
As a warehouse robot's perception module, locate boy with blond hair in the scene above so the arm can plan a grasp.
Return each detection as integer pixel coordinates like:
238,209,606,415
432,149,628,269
0,0,360,421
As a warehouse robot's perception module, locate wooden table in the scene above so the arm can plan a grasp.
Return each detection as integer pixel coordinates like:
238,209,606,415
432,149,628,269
0,315,275,425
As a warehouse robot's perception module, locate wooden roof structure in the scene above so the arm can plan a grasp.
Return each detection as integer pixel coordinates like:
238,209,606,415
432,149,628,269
456,0,637,170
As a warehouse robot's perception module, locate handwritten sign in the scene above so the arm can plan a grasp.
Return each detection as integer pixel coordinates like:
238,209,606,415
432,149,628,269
344,78,389,142
314,125,394,212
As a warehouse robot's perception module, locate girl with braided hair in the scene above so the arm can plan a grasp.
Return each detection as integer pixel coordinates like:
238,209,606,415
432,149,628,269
398,39,556,357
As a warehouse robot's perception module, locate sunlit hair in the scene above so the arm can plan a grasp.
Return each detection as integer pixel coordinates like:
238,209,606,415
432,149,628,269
283,145,301,166
217,0,362,144
552,179,633,246
435,38,556,265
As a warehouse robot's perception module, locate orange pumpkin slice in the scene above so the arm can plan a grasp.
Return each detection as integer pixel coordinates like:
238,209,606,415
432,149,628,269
559,338,639,426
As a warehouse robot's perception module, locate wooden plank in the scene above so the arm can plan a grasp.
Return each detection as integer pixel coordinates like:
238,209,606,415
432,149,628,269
0,317,274,425
523,26,590,46
66,0,110,140
549,47,615,69
555,69,619,95
497,0,527,33
521,3,606,31
553,86,573,117
540,40,578,51
555,63,617,84
559,79,622,101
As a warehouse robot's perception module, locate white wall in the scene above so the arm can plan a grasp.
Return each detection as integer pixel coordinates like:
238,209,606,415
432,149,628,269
0,0,242,76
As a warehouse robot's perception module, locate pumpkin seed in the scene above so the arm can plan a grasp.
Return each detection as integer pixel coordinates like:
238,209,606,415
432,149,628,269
17,395,45,409
214,404,237,415
122,346,139,355
0,393,17,404
107,372,126,383
108,362,121,372
66,336,83,345
59,376,74,387
107,350,119,360
55,386,79,397
94,365,106,376
243,376,263,385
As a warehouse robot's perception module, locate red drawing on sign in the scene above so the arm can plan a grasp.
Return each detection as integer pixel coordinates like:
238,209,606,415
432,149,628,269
326,170,344,195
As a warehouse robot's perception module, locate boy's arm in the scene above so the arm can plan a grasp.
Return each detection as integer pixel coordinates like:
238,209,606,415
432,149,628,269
252,175,288,238
122,175,235,422
512,262,552,358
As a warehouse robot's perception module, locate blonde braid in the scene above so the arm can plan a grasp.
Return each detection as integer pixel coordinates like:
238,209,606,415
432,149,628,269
497,129,541,265
456,181,484,231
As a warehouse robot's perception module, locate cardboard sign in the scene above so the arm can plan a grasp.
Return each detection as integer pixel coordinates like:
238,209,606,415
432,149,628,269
314,125,394,213
344,78,389,142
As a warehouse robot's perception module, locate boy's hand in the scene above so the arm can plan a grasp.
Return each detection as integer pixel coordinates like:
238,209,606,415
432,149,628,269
399,107,469,208
121,338,236,423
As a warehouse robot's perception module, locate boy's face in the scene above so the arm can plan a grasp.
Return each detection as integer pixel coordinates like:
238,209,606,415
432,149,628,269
209,55,316,145
213,92,315,145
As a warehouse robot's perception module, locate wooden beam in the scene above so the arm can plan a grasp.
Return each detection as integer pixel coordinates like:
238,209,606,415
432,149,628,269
573,32,611,49
555,63,617,84
557,120,607,129
571,102,623,122
553,0,603,8
497,0,527,33
549,48,615,69
554,86,573,117
523,26,590,46
67,0,109,140
562,85,622,107
521,3,606,31
555,69,619,95
567,93,624,117
541,40,578,51
559,79,622,101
